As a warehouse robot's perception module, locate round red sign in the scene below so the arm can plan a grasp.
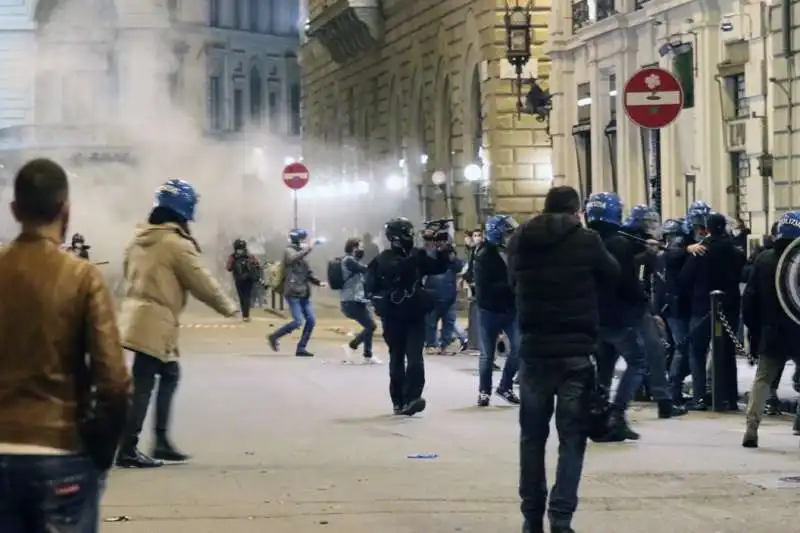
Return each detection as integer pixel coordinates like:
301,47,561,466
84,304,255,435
623,67,684,129
282,162,309,190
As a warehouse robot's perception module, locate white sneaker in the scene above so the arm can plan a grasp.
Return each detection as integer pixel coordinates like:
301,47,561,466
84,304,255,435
341,344,358,364
363,356,382,364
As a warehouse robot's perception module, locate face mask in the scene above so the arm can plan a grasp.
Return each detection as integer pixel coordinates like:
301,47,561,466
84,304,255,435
354,249,365,260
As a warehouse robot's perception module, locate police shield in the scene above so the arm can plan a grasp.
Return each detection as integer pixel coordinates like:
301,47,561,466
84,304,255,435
775,237,800,325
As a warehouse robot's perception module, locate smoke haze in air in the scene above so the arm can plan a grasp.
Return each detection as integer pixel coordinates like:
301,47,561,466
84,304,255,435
2,1,446,283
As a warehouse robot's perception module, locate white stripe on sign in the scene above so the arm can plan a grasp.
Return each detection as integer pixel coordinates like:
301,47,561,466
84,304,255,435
284,172,308,180
626,91,681,106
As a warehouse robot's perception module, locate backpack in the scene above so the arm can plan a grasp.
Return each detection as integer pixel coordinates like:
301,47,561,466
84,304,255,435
232,255,257,281
327,257,348,290
264,261,285,293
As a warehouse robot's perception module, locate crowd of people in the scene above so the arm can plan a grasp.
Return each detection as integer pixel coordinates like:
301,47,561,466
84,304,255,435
1,155,799,533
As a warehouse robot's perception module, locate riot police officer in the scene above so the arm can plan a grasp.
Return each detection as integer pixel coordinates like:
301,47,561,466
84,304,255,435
680,210,745,410
365,217,450,416
623,206,687,418
586,192,648,441
653,218,692,404
742,211,800,447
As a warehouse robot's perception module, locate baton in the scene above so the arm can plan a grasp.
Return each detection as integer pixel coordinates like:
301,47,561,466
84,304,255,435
619,231,666,250
93,260,110,265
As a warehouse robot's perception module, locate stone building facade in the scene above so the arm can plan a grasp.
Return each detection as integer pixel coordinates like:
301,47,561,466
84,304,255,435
548,0,780,236
300,0,553,233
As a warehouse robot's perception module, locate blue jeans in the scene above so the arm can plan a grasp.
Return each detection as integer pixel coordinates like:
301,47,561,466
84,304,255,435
598,323,646,410
519,356,593,529
667,317,690,401
638,314,671,401
425,298,457,347
274,297,316,351
0,453,102,532
688,314,712,403
478,308,520,393
341,301,376,356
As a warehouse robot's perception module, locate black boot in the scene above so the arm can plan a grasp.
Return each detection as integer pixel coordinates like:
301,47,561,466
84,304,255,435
116,441,163,468
607,409,640,441
657,399,688,419
522,519,544,533
152,432,190,462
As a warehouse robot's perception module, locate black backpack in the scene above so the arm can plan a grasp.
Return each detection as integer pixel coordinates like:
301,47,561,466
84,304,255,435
233,255,256,281
327,257,347,290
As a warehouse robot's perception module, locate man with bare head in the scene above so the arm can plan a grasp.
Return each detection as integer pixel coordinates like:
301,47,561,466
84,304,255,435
0,158,131,530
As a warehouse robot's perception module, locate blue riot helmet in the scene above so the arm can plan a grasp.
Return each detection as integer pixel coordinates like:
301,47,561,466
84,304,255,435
288,228,309,245
662,218,685,247
776,211,800,241
484,214,518,246
662,218,684,235
585,192,624,227
154,178,198,221
686,200,712,240
624,204,660,237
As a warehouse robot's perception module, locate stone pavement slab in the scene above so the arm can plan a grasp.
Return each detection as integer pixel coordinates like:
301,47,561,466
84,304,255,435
101,340,800,533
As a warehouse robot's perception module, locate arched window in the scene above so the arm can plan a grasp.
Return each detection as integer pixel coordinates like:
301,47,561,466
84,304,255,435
249,66,262,123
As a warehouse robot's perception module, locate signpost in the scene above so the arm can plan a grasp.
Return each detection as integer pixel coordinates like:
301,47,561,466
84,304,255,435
282,161,309,228
623,67,684,129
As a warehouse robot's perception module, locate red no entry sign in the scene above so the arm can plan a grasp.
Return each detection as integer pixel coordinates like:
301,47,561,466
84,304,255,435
282,161,309,190
623,67,684,129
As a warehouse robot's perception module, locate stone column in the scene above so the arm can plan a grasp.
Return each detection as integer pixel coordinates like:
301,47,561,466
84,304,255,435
589,62,607,191
695,18,724,208
616,40,643,206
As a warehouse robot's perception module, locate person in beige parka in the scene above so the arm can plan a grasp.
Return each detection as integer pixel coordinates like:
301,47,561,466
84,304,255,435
115,178,238,469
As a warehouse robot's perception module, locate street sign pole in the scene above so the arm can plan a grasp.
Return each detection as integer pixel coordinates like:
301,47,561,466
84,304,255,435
293,190,298,229
282,161,310,229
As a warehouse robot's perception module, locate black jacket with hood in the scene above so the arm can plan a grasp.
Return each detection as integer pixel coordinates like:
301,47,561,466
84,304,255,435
742,238,800,360
589,221,650,328
507,213,620,360
473,241,515,313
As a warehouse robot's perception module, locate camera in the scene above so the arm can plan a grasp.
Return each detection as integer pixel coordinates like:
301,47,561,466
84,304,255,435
422,218,453,243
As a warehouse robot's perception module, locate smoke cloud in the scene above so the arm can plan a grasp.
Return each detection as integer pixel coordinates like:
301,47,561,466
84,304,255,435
0,1,297,283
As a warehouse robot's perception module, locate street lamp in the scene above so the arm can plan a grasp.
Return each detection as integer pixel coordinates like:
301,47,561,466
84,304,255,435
463,164,483,182
504,1,532,118
504,1,552,134
385,174,405,192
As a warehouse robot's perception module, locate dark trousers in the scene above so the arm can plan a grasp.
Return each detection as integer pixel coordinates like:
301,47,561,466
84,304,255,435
467,299,480,350
235,280,254,318
519,356,593,530
123,352,180,449
382,317,425,408
341,301,376,356
689,312,739,405
0,453,103,532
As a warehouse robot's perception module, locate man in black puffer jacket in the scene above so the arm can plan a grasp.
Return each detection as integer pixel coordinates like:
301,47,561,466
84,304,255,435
507,186,619,533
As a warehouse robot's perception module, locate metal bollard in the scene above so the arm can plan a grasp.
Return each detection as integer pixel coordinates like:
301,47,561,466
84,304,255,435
709,290,727,412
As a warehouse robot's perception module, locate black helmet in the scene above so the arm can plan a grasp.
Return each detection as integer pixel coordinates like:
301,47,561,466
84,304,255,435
384,217,415,248
71,233,84,244
233,238,246,250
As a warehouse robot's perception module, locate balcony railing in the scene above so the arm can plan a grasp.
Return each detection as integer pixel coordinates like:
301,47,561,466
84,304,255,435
572,0,590,33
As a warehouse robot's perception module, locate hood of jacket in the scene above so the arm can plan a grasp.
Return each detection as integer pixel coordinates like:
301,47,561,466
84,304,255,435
132,222,196,250
521,213,582,249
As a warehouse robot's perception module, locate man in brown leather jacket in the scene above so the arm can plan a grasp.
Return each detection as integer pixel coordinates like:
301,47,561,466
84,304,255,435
0,158,131,531
116,178,238,468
